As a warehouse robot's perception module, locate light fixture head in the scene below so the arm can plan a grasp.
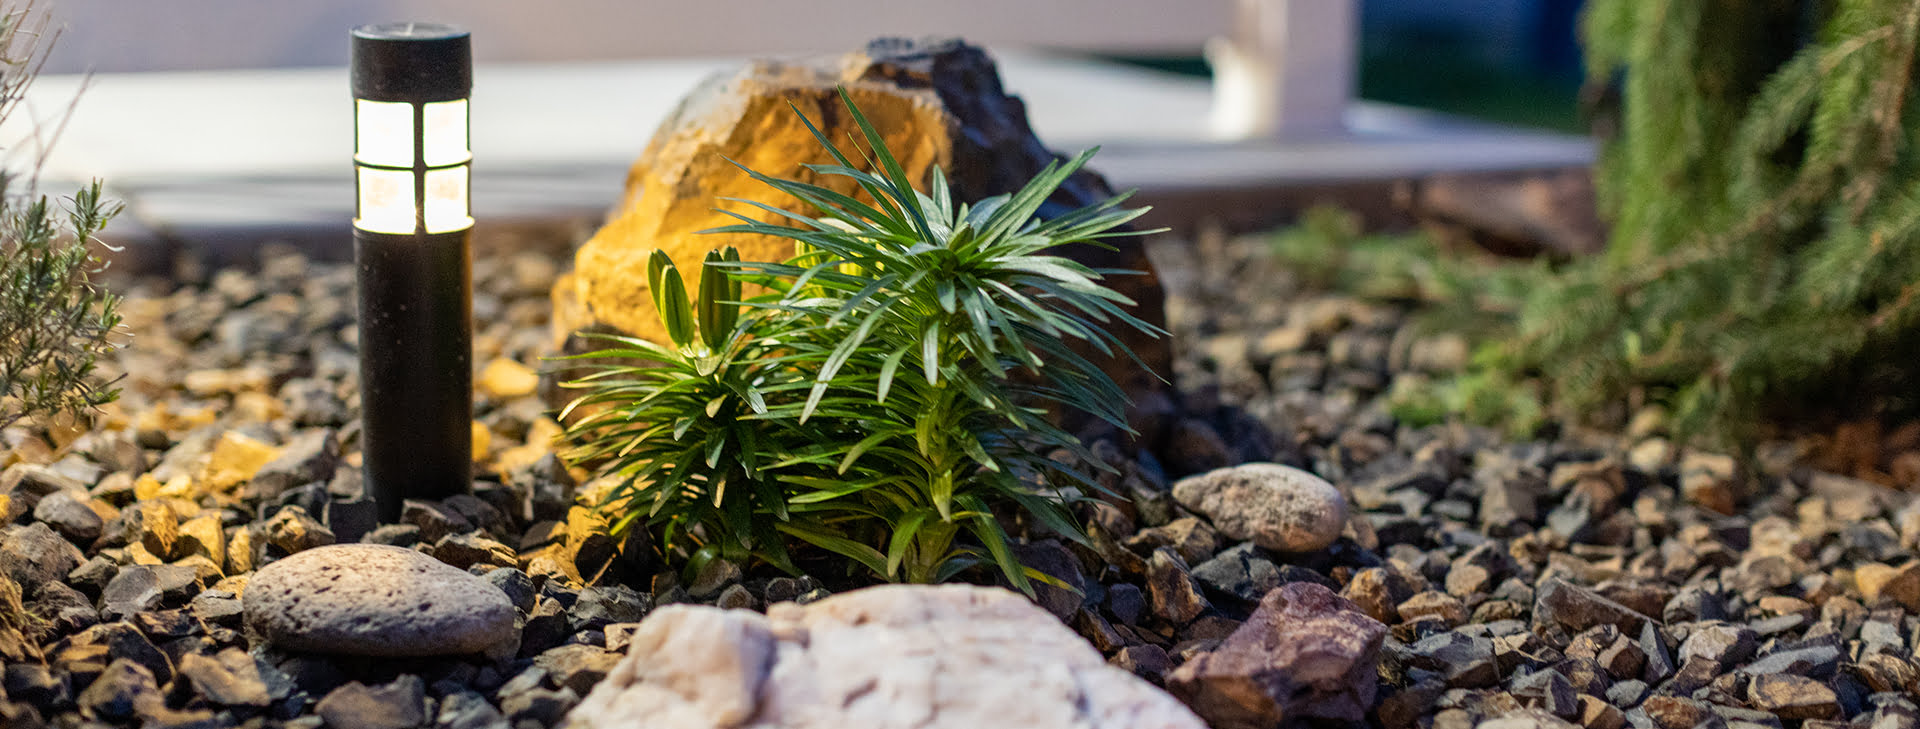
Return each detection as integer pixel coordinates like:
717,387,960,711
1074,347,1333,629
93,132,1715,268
351,23,472,235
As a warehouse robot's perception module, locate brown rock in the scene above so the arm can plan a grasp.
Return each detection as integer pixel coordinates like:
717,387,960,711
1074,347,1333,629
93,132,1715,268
552,38,1167,402
1396,591,1467,628
1748,674,1840,721
1146,547,1210,625
1165,582,1387,727
1341,566,1420,624
1856,561,1920,610
1640,696,1711,729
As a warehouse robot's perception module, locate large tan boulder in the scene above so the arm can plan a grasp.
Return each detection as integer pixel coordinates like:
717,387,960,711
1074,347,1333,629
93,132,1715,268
552,37,1169,400
561,583,1205,729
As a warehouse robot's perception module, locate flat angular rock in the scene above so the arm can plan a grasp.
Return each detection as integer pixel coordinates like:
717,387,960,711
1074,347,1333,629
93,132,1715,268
1170,463,1348,553
178,648,271,707
564,583,1204,729
1165,582,1387,727
1,522,85,593
242,543,515,656
316,676,428,729
1534,578,1655,635
1747,674,1839,721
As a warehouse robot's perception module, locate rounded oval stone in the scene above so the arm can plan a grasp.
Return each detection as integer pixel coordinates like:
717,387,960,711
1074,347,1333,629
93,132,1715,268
242,543,514,656
1171,462,1347,553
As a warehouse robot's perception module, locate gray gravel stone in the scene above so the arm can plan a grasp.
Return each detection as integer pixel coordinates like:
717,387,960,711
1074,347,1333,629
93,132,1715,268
243,543,516,656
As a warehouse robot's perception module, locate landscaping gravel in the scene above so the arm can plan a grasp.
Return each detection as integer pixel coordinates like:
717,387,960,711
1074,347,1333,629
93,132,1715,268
0,232,1914,728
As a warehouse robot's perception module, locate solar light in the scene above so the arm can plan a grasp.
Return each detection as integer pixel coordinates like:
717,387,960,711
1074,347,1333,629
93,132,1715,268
351,23,473,522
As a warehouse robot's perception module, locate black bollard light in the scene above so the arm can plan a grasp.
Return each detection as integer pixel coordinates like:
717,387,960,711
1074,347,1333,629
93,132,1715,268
351,23,474,522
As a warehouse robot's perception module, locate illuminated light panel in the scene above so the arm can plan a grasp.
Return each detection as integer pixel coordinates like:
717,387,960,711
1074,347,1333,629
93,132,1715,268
424,166,473,234
422,100,471,167
355,167,416,234
355,100,414,168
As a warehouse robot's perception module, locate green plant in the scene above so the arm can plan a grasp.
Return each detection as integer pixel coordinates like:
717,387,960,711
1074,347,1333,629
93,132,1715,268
0,5,124,431
562,88,1159,591
1273,2,1920,449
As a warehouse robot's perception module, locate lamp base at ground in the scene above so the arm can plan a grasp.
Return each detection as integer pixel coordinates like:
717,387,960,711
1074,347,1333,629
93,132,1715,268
355,228,473,522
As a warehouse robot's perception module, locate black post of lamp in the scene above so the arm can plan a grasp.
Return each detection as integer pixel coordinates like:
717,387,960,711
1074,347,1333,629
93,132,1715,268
351,23,473,522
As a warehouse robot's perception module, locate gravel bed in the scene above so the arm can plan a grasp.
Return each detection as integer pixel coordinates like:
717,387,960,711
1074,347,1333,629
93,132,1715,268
0,234,1914,729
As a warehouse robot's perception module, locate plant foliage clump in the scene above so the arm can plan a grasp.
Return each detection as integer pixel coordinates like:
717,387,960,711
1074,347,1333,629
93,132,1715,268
562,89,1157,591
0,6,124,430
1279,1,1920,448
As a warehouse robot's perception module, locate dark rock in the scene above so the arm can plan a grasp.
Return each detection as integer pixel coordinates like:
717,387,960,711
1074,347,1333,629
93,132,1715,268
27,580,97,637
178,648,272,707
519,598,570,658
1606,679,1649,708
1191,542,1287,605
1146,547,1210,625
685,557,740,599
189,591,245,626
98,564,200,620
362,523,422,546
506,454,575,524
76,658,161,722
401,500,472,544
32,490,102,544
441,494,511,540
1165,582,1387,726
1510,668,1578,718
1639,621,1675,684
435,690,509,729
1105,582,1146,626
315,676,428,729
1534,578,1656,635
248,428,339,501
762,577,803,604
1677,621,1756,672
1011,539,1085,621
484,568,537,615
570,585,651,633
67,555,118,599
1662,584,1729,624
1409,631,1499,688
500,686,577,727
70,621,173,684
4,663,68,709
323,499,379,545
1109,644,1173,682
1,522,85,595
533,644,620,695
714,584,755,610
282,378,348,427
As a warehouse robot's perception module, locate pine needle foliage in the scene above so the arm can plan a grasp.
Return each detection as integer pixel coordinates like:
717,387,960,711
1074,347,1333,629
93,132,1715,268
561,88,1159,592
1272,1,1920,448
0,5,125,431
